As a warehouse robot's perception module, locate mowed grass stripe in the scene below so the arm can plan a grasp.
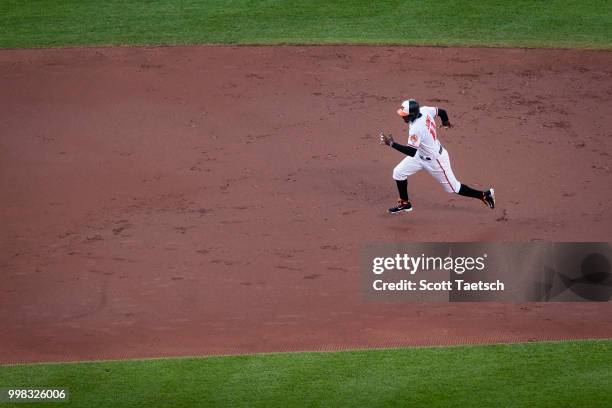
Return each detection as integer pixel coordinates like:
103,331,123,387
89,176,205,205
1,0,611,49
0,340,610,407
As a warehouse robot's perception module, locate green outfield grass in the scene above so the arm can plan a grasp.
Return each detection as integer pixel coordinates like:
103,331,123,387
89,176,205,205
1,340,610,407
1,0,611,49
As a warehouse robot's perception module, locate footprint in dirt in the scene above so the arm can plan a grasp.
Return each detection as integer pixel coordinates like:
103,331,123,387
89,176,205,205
496,210,509,222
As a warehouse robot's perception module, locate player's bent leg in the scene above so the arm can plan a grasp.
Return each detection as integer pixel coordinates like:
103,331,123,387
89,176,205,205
427,150,495,209
390,157,421,214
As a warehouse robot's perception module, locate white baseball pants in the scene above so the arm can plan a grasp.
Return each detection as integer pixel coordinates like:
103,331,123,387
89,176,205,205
392,149,461,193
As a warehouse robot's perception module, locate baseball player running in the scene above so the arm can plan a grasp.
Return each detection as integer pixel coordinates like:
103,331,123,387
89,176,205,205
380,99,495,213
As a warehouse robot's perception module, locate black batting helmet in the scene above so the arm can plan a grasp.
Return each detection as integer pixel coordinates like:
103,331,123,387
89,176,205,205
397,99,420,122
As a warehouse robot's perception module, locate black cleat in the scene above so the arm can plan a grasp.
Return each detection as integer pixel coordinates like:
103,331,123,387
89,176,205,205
388,200,413,214
482,188,495,209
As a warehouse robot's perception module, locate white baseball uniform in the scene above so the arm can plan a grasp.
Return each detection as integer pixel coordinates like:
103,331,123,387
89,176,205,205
392,106,461,193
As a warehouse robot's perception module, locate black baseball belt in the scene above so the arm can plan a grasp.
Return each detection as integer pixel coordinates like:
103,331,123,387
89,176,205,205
419,144,444,161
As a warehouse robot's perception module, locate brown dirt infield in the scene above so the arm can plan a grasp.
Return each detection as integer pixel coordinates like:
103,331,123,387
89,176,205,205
1,46,611,364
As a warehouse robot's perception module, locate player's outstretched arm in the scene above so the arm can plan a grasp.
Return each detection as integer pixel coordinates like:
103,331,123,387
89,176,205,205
379,132,417,157
437,108,453,128
391,142,417,157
